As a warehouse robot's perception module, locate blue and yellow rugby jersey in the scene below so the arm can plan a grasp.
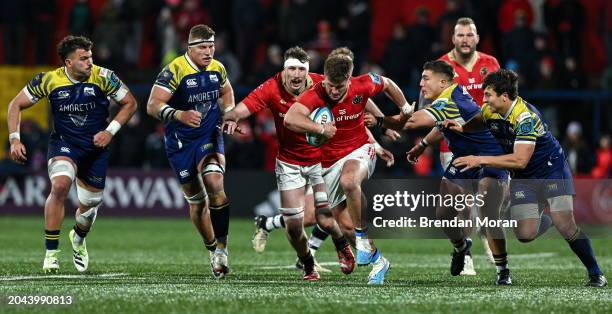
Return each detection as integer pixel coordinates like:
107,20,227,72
154,54,227,146
424,83,503,157
481,97,564,178
23,65,128,149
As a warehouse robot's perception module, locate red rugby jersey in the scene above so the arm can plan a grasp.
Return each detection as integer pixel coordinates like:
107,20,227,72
242,72,324,166
298,73,385,168
438,51,500,152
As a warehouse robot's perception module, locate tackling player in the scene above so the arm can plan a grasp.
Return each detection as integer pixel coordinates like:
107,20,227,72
437,17,502,273
452,69,607,287
147,25,234,279
371,60,512,285
7,35,137,273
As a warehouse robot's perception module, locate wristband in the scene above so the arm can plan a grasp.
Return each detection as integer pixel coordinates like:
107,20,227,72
401,102,413,115
223,105,235,113
375,116,384,129
9,132,20,142
105,120,122,136
159,104,177,123
419,138,429,148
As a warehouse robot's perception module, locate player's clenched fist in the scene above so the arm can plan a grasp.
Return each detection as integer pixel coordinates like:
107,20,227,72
363,112,377,128
9,139,27,164
93,131,113,148
176,110,202,128
321,122,336,139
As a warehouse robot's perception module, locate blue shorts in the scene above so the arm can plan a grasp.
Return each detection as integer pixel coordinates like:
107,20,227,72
47,135,109,189
166,127,225,184
444,157,509,188
510,159,575,206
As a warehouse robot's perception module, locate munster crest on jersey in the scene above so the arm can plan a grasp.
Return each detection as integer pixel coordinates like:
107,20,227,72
352,95,363,104
480,67,488,76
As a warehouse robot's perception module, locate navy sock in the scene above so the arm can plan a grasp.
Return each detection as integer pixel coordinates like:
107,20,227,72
210,202,230,245
45,229,60,250
566,228,603,276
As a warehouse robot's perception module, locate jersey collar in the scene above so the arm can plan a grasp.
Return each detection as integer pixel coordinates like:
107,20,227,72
185,53,204,71
503,98,518,120
64,67,82,84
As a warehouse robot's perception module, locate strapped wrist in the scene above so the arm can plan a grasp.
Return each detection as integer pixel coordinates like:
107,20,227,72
9,132,20,142
419,138,429,148
159,104,178,123
105,120,121,136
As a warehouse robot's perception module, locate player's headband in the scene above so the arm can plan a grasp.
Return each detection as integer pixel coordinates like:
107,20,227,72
284,58,309,71
188,36,214,47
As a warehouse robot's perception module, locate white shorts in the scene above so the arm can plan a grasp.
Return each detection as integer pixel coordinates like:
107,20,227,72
275,158,324,191
323,143,377,209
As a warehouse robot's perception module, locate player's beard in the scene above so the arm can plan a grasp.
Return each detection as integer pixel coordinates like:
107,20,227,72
454,46,476,61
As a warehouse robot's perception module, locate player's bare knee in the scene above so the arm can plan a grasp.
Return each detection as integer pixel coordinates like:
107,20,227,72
514,227,537,242
339,176,359,193
207,191,228,206
50,178,72,199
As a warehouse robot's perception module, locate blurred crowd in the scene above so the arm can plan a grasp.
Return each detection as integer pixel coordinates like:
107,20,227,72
1,0,610,178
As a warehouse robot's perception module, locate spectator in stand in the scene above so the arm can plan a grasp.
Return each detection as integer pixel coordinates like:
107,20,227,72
337,0,371,64
591,135,611,179
562,121,593,175
69,0,94,37
544,0,584,60
174,0,210,47
144,123,170,170
214,33,242,84
382,23,413,86
498,0,534,33
1,1,27,64
502,11,537,86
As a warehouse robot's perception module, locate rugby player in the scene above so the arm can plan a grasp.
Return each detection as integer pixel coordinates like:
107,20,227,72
285,51,409,284
147,25,234,279
7,35,137,273
223,46,355,280
373,60,512,285
452,69,607,287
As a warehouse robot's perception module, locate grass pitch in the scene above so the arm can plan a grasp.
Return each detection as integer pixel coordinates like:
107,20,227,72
0,216,610,313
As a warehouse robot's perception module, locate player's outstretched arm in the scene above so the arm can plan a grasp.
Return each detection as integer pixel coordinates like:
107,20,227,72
284,102,336,138
381,76,414,116
147,86,201,128
453,143,535,171
222,102,250,134
406,128,443,164
364,99,401,141
93,91,138,148
7,90,37,164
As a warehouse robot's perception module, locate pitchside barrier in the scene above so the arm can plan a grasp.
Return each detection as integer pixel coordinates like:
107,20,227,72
1,170,610,226
0,169,276,217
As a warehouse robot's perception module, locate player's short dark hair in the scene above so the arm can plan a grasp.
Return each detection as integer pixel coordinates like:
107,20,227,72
57,35,93,62
284,46,309,63
328,47,354,61
483,69,519,100
456,17,475,27
324,54,353,84
423,60,454,81
189,24,215,41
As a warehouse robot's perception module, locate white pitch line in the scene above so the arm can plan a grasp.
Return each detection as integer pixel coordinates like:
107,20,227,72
0,272,129,281
257,261,337,271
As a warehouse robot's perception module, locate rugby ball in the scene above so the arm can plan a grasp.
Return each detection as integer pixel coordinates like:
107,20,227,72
306,107,334,147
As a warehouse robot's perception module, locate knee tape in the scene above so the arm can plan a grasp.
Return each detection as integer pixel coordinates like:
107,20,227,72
77,185,103,207
76,205,99,227
48,159,76,181
202,163,225,176
184,190,207,205
279,207,304,220
548,195,574,212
